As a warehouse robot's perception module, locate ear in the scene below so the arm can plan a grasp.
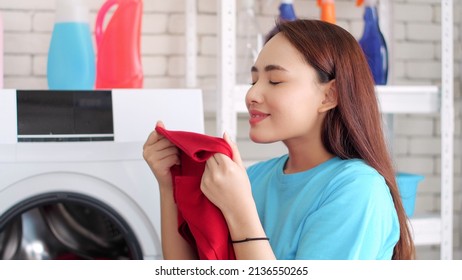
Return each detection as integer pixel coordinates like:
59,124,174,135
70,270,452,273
318,80,338,113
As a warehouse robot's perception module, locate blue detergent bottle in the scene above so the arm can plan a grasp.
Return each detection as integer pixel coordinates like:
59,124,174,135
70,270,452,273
279,0,297,21
47,0,95,90
357,0,388,85
266,0,296,41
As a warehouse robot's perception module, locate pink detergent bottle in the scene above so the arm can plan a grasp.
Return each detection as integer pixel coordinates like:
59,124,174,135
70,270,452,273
95,0,143,89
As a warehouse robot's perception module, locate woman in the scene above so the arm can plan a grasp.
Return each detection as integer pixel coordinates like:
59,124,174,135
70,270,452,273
143,19,415,260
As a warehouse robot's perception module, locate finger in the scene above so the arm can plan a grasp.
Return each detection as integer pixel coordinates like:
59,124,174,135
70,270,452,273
151,151,180,168
144,120,167,148
213,153,240,177
205,154,219,170
223,132,244,167
156,120,165,129
154,146,179,162
146,120,166,142
144,144,178,163
144,128,164,147
213,154,219,165
153,137,177,151
213,153,233,166
144,137,178,158
161,153,180,167
151,153,180,177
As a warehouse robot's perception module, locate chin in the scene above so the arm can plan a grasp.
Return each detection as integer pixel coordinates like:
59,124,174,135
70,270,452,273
249,132,278,144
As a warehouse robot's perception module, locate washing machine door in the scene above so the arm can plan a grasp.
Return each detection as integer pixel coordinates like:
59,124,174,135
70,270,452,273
0,173,162,260
0,193,143,260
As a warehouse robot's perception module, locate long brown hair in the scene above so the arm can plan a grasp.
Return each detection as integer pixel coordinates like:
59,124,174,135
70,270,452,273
267,19,415,259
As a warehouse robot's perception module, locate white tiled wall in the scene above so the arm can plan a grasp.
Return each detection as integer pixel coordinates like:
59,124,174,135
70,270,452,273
0,0,460,259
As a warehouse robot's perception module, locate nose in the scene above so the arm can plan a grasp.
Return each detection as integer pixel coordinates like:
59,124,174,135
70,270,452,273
245,83,263,108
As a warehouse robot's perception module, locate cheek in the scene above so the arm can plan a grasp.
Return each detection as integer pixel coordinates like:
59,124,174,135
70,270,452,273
277,94,322,128
277,91,319,117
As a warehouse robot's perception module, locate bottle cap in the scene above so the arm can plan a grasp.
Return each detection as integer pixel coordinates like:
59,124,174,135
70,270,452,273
55,0,89,23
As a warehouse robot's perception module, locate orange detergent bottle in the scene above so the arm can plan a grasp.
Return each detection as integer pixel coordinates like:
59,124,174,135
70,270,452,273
95,0,143,89
317,0,336,24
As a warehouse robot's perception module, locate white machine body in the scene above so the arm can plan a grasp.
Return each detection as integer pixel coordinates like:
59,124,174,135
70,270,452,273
0,89,204,259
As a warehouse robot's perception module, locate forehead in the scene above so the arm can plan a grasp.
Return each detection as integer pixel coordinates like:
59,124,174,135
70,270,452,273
255,33,307,70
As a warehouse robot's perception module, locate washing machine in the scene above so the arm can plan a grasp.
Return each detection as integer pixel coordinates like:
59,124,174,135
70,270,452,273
0,89,204,260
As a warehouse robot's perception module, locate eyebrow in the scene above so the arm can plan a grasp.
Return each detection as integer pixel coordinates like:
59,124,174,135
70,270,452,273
251,64,288,73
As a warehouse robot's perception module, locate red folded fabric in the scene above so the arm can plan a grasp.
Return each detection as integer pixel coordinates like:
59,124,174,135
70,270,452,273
156,126,236,260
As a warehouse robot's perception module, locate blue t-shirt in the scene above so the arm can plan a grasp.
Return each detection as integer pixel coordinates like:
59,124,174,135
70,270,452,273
247,155,399,260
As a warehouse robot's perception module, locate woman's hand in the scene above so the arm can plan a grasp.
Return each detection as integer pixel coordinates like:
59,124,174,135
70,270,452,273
143,121,179,190
201,134,275,260
200,133,254,218
143,121,198,259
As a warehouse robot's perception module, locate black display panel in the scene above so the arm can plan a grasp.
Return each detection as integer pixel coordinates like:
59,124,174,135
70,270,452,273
17,90,114,141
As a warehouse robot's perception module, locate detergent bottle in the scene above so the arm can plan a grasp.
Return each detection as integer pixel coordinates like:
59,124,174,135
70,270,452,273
266,0,296,41
357,0,388,85
237,0,263,84
317,0,336,24
47,0,95,90
95,0,143,89
279,0,297,21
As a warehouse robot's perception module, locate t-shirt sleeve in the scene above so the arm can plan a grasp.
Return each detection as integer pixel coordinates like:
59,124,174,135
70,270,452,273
295,173,399,260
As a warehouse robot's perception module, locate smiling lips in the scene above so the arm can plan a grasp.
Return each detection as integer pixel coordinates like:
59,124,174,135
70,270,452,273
249,110,269,125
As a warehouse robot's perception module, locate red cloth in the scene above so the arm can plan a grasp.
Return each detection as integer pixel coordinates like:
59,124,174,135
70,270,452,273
156,126,236,260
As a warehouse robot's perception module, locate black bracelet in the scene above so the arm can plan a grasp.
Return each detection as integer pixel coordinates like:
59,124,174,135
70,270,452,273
231,237,270,244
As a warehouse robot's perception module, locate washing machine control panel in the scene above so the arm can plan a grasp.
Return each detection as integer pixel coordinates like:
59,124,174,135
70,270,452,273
0,89,204,145
17,90,114,142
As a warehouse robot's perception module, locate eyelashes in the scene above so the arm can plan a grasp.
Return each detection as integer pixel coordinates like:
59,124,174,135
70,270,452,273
250,80,282,86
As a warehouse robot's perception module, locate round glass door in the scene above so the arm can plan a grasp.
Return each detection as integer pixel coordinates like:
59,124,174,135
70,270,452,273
0,192,143,260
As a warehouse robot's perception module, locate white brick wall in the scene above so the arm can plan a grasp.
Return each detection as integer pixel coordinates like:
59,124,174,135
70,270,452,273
394,3,433,22
0,0,460,259
395,42,436,60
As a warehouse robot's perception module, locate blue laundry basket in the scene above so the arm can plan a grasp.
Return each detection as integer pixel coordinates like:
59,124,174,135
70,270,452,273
395,172,424,217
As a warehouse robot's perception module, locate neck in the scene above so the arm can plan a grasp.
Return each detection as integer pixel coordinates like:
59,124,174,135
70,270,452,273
283,136,335,174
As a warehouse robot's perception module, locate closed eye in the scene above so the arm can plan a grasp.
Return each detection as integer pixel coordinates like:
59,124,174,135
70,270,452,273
250,80,281,86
